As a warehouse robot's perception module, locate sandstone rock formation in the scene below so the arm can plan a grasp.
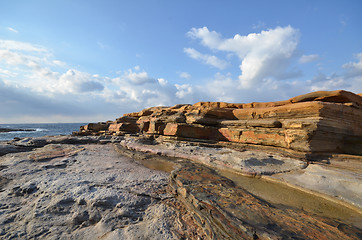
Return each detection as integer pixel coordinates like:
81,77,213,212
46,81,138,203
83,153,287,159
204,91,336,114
75,90,362,156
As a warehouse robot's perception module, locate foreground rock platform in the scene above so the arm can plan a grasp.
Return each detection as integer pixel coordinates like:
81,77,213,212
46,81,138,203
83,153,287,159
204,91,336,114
0,138,203,239
0,135,361,239
1,90,361,239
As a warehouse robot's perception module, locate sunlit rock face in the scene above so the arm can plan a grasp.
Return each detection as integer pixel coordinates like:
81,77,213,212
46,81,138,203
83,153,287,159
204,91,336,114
76,90,362,156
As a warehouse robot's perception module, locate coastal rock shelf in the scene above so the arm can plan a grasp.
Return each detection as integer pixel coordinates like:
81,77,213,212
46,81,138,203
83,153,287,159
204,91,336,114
75,90,362,156
1,90,361,239
1,135,361,239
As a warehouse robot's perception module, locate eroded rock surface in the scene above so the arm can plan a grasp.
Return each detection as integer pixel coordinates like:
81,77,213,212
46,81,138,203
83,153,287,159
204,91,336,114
169,162,362,240
0,142,202,239
0,135,361,239
119,136,308,176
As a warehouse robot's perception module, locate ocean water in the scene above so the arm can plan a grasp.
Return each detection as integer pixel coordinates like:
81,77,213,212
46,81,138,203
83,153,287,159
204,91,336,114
0,123,86,141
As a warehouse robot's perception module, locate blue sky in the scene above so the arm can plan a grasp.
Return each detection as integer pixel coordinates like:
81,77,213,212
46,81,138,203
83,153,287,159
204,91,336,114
0,0,361,123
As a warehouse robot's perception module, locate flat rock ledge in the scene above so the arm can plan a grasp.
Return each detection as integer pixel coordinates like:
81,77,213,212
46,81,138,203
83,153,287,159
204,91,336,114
0,137,203,239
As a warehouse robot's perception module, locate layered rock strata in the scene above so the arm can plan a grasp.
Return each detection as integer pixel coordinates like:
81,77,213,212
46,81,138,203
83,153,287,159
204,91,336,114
75,90,362,156
169,161,362,240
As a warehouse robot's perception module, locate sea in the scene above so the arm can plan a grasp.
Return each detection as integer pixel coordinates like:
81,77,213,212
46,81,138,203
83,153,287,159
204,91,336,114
0,123,86,141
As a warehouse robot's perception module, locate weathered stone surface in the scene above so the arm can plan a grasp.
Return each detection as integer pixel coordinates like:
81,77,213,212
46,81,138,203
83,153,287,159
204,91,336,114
270,162,362,209
1,134,361,239
0,143,27,156
84,122,109,131
75,90,362,156
0,142,202,239
169,161,362,240
119,136,308,176
289,90,362,106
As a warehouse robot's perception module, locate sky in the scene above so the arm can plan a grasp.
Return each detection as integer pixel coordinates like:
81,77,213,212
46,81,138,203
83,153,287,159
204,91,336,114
0,0,361,123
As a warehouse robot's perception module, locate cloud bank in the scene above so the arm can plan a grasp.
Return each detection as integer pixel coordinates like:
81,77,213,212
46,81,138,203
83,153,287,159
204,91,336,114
1,26,361,123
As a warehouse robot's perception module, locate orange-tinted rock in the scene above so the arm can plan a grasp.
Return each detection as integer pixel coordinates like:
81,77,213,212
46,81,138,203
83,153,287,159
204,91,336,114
76,90,362,155
232,101,325,120
164,123,223,140
193,101,243,109
290,90,362,106
83,122,109,132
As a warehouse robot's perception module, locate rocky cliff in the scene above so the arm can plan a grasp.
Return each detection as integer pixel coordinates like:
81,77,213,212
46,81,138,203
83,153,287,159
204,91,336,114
76,90,362,156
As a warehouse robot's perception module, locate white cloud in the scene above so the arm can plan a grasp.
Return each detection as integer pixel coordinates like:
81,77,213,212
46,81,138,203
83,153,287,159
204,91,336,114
157,78,168,86
119,68,156,85
175,84,192,98
308,73,348,92
342,53,362,77
7,27,18,33
299,54,319,63
52,60,66,67
179,72,191,79
305,53,362,93
184,48,228,69
186,26,300,88
0,40,105,96
1,37,361,124
0,40,186,122
58,69,104,93
0,39,48,53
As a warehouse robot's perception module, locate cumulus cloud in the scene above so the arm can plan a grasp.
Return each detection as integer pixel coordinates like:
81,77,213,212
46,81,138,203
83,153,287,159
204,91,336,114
199,53,362,104
308,73,348,92
179,72,191,79
0,40,106,96
1,35,361,124
184,48,228,69
342,53,362,77
186,26,300,88
175,84,193,99
305,53,362,93
58,69,104,93
120,68,156,85
0,40,188,122
157,78,168,86
299,54,319,63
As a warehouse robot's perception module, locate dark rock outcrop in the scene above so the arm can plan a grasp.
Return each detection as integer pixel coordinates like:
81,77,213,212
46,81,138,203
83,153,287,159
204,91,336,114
0,128,35,133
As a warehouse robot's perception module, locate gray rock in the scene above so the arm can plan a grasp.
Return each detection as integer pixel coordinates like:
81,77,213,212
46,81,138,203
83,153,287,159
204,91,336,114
0,143,27,156
0,143,181,239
